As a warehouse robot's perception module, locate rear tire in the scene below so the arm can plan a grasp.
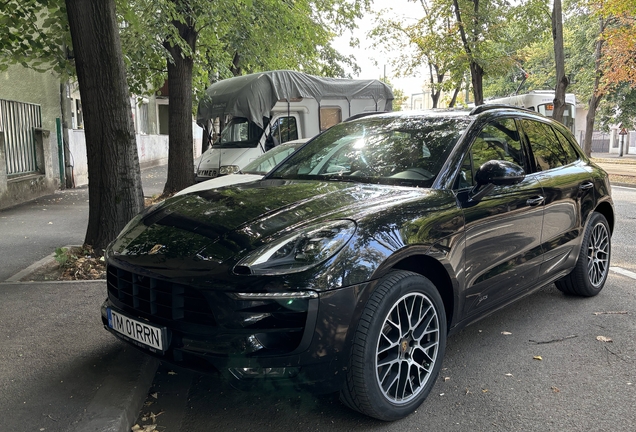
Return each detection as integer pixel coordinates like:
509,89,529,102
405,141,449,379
555,212,611,297
340,270,447,421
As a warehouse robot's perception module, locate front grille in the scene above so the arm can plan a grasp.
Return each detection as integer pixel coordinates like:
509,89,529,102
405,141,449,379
107,266,215,326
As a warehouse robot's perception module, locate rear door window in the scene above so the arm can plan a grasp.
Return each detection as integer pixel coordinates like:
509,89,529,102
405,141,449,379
521,119,576,171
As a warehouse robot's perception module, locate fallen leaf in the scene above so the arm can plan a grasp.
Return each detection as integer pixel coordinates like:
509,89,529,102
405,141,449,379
168,371,177,375
482,389,489,393
504,373,513,377
533,355,543,361
596,336,613,343
439,393,445,396
443,376,450,382
48,222,53,225
551,386,560,393
149,244,163,255
149,411,164,423
150,392,158,399
501,331,512,335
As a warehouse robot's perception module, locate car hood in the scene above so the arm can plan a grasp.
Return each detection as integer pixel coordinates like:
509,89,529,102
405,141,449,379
175,174,263,196
108,179,433,271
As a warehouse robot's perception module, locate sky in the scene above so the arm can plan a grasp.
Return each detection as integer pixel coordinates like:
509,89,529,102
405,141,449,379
333,0,428,99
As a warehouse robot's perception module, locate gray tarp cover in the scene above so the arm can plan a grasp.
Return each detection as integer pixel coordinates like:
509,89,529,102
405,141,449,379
196,70,394,128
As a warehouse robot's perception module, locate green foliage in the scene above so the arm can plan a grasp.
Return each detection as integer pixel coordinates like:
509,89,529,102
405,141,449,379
54,247,69,265
597,84,636,131
0,0,73,76
380,77,407,111
483,1,598,101
118,0,369,105
370,0,550,105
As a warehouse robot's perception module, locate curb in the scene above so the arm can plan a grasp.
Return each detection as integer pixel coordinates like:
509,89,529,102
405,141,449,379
6,251,58,282
6,244,81,282
71,348,160,432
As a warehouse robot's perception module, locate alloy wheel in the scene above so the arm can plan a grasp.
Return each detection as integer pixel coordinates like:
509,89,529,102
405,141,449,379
375,292,440,404
587,221,610,288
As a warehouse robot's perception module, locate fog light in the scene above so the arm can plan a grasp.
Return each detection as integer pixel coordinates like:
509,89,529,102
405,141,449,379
229,367,300,379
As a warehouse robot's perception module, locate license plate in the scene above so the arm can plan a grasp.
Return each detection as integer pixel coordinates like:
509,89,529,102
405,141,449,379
107,308,165,351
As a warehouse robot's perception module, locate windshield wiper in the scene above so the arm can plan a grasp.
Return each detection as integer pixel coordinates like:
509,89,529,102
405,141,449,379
322,174,358,183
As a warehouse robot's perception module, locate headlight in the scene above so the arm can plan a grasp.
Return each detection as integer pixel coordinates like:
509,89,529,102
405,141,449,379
219,165,240,175
234,220,356,275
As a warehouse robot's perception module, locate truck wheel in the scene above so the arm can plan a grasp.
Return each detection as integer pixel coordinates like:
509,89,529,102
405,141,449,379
556,212,611,297
340,271,446,421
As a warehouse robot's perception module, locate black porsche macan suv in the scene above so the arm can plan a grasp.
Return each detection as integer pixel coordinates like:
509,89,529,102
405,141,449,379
102,106,613,421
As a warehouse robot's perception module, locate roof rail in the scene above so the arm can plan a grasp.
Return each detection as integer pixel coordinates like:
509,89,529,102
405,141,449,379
469,103,534,116
344,111,387,122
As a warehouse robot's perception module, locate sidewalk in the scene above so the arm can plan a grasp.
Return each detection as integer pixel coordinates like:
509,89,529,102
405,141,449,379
0,164,167,432
0,164,167,281
591,152,636,187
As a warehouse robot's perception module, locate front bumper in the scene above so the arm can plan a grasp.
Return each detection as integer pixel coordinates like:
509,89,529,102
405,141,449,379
101,267,372,393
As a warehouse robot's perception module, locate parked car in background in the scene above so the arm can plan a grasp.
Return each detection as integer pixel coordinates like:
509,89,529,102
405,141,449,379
102,106,613,421
178,140,307,197
194,70,393,182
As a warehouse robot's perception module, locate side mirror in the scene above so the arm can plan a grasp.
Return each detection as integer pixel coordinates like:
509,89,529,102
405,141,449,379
475,160,525,187
469,160,525,203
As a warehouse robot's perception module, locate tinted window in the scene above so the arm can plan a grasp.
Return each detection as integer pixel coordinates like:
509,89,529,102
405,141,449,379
522,119,574,171
554,128,579,163
456,118,523,189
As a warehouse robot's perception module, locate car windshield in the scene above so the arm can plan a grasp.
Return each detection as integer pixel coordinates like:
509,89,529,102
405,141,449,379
242,142,303,175
268,116,471,187
213,117,264,149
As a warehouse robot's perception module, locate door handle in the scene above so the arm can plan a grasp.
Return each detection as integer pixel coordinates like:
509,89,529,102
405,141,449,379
526,196,545,206
579,181,594,191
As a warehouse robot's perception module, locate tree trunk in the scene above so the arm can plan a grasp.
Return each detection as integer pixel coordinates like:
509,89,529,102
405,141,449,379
452,0,484,105
448,84,462,108
552,0,569,123
65,0,144,253
429,64,440,108
584,93,603,157
230,52,242,77
584,17,607,157
162,10,197,195
469,62,484,105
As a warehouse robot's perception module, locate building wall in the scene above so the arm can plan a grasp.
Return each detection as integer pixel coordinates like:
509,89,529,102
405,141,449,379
0,64,63,136
0,65,61,209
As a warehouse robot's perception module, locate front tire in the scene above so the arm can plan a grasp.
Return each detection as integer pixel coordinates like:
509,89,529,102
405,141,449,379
340,271,447,421
556,212,611,296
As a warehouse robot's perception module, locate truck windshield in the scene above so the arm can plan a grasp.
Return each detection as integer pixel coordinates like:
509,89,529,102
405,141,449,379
213,117,264,148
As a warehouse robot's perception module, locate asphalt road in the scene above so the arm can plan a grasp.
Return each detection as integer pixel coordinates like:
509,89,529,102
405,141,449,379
133,186,636,431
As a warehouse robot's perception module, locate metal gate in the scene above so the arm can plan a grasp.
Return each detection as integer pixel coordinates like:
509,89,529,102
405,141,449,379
591,131,610,153
0,99,42,175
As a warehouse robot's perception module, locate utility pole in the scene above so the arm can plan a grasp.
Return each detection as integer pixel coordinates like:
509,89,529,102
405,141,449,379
619,127,628,157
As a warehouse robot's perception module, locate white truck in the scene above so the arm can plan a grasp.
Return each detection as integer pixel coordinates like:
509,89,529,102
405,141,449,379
194,70,394,182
